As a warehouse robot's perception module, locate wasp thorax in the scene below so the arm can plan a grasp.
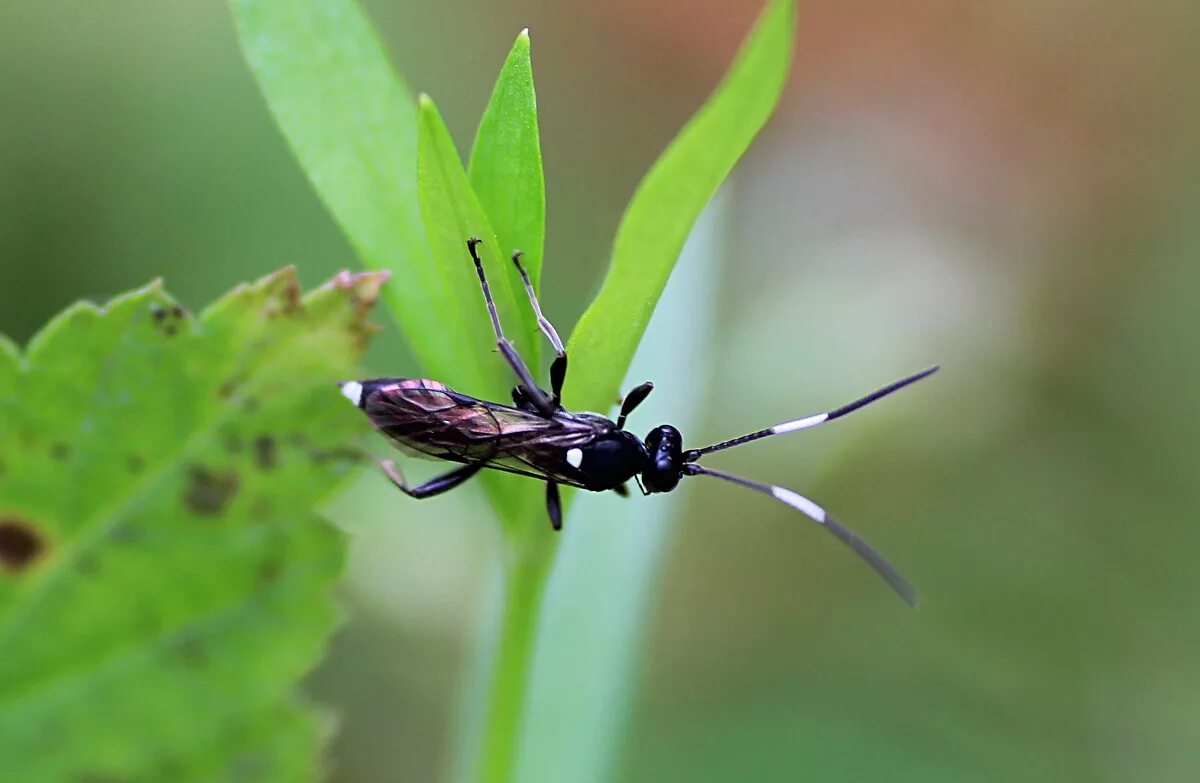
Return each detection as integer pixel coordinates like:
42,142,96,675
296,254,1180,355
642,425,684,493
575,431,649,492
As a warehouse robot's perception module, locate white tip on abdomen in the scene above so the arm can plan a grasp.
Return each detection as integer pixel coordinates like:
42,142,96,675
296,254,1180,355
340,381,364,407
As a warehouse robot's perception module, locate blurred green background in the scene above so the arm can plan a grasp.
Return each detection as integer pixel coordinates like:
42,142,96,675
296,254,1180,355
4,1,1199,781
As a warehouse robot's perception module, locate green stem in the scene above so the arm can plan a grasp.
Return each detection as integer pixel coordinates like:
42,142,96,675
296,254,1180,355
475,534,556,783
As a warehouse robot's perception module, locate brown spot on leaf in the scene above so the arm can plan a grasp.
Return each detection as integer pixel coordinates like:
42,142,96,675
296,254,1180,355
0,519,46,572
253,436,277,471
281,274,302,316
126,454,144,473
262,267,303,319
217,374,248,401
51,442,70,461
222,432,243,454
310,447,364,464
150,302,188,337
329,269,391,350
73,774,130,783
184,466,240,516
171,632,206,666
75,553,99,575
258,556,284,586
250,498,273,519
108,523,141,544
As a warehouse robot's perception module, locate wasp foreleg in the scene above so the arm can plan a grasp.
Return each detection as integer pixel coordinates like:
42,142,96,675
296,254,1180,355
616,382,654,431
467,238,555,416
512,250,569,405
379,459,487,499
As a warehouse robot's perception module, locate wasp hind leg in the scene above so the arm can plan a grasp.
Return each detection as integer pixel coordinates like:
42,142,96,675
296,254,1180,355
379,459,487,499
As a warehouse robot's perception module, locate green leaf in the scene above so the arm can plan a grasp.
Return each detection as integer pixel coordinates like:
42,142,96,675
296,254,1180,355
231,0,459,387
418,94,544,529
564,0,795,412
417,94,541,394
0,269,386,782
469,29,547,292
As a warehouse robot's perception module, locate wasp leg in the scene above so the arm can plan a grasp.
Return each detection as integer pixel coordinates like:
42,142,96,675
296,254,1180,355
546,481,563,531
612,483,630,498
616,382,654,430
511,383,548,413
467,238,555,416
379,458,486,499
511,251,568,404
633,475,649,496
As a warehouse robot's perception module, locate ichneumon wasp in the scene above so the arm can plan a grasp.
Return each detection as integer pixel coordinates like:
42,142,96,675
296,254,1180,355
340,238,937,605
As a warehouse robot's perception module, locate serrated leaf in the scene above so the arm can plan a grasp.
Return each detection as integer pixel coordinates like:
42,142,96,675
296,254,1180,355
0,269,386,782
469,29,547,292
418,94,545,530
0,334,19,399
565,0,795,412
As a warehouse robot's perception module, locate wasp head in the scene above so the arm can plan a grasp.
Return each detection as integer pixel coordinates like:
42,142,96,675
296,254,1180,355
641,425,684,493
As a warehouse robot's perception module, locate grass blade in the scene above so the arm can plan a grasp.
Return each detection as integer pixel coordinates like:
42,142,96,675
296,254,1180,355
516,192,728,783
564,0,795,412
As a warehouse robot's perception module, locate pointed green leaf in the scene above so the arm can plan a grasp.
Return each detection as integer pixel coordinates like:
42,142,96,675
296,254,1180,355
565,0,795,412
470,29,547,292
417,94,541,392
418,94,544,528
232,0,464,387
0,269,386,781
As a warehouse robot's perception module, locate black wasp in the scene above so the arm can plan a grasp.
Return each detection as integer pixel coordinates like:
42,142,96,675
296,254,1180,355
340,238,937,604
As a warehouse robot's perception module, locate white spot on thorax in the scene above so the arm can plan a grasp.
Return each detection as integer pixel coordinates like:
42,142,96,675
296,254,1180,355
340,381,364,407
566,448,583,469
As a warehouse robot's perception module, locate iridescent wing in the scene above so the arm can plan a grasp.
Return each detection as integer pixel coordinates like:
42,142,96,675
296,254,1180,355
359,378,600,487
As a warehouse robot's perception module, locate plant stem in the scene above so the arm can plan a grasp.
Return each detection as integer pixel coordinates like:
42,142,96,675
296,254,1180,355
475,534,556,783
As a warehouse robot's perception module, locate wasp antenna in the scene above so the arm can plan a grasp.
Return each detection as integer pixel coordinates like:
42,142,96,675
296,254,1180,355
682,464,918,606
686,366,939,460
